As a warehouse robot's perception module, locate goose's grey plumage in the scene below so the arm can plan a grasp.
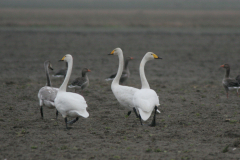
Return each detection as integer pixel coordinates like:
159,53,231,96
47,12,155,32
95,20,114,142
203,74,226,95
68,68,91,92
38,60,59,119
236,74,240,84
220,64,240,98
105,57,133,84
52,62,68,78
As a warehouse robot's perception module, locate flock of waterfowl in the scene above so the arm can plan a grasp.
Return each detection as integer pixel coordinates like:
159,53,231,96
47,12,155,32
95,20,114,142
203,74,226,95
38,47,239,129
38,48,161,129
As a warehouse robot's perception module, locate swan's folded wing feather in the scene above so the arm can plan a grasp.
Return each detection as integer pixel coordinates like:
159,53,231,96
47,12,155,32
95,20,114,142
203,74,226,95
56,92,87,109
138,108,152,121
133,89,160,120
38,86,58,102
134,96,152,121
69,110,89,118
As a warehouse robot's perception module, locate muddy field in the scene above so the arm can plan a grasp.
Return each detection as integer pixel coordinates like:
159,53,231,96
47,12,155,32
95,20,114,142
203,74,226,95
0,28,240,160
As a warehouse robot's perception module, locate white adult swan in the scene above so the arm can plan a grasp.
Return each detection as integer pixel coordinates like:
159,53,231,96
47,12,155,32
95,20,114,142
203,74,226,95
108,48,140,119
133,52,161,127
38,60,59,119
55,54,89,129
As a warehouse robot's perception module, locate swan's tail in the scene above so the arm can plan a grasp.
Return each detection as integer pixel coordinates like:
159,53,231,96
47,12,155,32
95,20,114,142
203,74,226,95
138,109,152,121
77,110,89,118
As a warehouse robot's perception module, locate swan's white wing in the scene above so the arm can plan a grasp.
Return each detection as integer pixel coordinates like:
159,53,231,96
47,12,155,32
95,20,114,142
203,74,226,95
133,89,160,121
112,85,139,109
55,92,89,118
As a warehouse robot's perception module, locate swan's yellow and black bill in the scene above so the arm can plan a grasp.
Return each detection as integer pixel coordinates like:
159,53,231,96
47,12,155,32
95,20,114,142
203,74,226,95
59,56,66,61
108,50,115,55
153,54,162,59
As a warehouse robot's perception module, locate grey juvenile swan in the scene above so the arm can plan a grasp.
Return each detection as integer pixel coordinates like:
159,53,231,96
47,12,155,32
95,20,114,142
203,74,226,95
38,60,59,119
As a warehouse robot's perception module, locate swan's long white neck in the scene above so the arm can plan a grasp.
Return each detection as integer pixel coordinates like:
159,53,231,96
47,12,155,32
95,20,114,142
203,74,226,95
112,50,124,86
44,63,51,87
140,56,150,89
59,58,73,92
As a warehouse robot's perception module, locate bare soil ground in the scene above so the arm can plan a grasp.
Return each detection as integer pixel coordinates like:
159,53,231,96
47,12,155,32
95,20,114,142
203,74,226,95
1,28,240,160
1,9,240,160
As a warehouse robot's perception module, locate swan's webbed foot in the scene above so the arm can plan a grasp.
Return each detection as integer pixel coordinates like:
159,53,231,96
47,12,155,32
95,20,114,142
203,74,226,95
40,106,43,119
56,110,58,119
67,117,79,125
149,119,156,127
149,106,157,127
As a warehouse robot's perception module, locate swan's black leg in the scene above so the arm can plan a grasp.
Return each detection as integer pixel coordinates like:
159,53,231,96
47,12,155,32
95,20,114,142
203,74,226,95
67,117,79,124
149,106,157,127
65,118,69,129
138,114,143,125
56,110,58,119
40,106,43,119
133,108,139,118
126,111,131,117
